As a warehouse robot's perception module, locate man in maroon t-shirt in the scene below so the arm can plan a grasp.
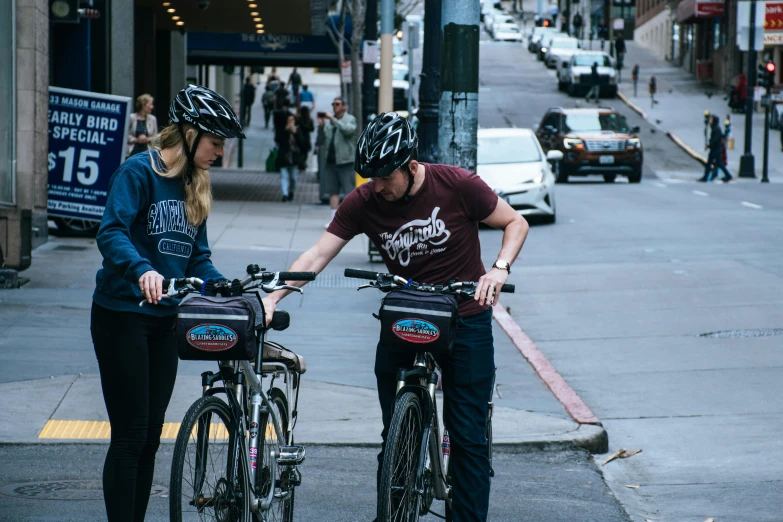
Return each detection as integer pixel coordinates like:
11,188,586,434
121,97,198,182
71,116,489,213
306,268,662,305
262,113,529,522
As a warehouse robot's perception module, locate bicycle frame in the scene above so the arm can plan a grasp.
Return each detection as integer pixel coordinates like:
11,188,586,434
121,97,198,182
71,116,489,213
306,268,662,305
394,352,452,507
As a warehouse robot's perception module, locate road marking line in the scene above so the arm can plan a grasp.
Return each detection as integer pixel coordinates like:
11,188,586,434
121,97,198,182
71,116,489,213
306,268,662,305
492,305,600,425
653,182,667,188
741,201,763,209
692,190,709,197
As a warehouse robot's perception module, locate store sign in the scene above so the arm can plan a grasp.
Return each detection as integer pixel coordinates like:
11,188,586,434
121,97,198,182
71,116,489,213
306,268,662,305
696,0,725,16
47,87,131,222
765,2,783,44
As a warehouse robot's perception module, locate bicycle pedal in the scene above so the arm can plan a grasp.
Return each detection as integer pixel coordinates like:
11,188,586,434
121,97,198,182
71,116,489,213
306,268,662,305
276,445,306,465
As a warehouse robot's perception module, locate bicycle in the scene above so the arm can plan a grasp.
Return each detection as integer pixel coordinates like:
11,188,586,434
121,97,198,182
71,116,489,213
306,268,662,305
145,265,315,522
344,268,515,522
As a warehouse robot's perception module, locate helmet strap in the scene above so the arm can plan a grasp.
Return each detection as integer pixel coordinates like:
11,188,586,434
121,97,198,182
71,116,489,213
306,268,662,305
401,164,416,201
177,123,203,186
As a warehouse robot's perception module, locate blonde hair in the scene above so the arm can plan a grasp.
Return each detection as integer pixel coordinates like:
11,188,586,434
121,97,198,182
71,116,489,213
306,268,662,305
150,124,212,226
135,94,154,113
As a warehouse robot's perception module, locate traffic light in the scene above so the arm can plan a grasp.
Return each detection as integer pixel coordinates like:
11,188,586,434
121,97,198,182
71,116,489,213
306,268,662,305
758,61,776,91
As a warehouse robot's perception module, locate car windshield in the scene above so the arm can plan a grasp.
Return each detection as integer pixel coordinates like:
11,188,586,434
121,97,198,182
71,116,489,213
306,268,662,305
563,112,631,133
392,68,409,82
574,54,612,67
478,135,542,164
551,39,578,49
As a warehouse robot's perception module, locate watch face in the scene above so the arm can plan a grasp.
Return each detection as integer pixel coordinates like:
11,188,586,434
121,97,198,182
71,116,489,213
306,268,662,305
52,0,71,18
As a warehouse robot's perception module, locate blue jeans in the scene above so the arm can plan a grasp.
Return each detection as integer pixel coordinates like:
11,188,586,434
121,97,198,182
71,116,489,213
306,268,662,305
704,149,732,181
280,165,298,197
375,309,495,522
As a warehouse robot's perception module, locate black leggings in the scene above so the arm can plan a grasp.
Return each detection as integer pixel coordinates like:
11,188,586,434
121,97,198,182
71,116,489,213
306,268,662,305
90,303,178,522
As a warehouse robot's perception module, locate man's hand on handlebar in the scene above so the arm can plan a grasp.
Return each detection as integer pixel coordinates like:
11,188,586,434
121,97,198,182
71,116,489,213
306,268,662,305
261,295,277,329
139,270,164,305
475,268,510,307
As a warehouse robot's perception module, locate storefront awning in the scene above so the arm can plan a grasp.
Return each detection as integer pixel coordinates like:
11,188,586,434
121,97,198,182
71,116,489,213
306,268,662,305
678,0,724,22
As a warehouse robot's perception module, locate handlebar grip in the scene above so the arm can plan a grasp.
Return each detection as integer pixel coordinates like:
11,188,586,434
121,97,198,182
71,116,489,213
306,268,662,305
278,271,317,281
501,284,515,293
344,268,379,280
162,278,172,288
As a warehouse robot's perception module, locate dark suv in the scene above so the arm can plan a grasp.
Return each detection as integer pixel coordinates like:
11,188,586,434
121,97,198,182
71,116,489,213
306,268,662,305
535,107,643,183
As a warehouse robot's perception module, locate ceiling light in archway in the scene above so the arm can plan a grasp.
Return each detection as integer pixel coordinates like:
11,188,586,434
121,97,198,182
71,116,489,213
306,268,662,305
176,21,185,26
167,8,175,13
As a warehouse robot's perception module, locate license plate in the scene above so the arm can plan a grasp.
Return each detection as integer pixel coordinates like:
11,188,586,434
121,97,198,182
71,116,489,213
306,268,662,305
599,155,615,164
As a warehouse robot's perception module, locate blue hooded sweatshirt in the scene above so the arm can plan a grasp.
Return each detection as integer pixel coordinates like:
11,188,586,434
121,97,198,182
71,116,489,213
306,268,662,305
93,150,223,316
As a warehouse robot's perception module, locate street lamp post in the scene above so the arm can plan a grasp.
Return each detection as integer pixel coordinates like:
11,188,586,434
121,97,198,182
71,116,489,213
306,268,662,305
418,0,442,163
740,0,758,178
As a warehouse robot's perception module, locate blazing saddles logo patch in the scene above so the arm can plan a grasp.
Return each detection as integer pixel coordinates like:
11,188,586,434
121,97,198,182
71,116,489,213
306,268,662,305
186,324,238,351
392,318,441,344
379,207,451,267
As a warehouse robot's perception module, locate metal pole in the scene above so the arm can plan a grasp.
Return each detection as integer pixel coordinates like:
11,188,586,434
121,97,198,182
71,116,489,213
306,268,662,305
238,67,244,169
379,0,394,112
363,0,379,122
438,0,479,171
418,0,442,164
762,100,770,182
740,0,757,177
407,22,415,115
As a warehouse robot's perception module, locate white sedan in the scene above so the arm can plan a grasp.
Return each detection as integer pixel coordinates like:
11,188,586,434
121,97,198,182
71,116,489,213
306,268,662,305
477,128,562,223
492,23,522,42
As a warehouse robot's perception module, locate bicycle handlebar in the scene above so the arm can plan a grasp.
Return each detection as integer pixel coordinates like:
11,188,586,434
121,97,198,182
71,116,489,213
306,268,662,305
343,268,515,294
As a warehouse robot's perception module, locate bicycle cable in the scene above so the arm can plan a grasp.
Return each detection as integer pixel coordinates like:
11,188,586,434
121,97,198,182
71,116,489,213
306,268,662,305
427,509,447,520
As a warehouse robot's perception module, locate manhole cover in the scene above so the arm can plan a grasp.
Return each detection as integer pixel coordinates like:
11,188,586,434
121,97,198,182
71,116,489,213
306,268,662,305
0,480,167,500
700,329,783,339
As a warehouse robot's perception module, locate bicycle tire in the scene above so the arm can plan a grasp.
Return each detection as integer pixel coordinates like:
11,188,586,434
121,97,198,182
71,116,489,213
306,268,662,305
378,391,424,522
257,388,294,522
170,395,251,522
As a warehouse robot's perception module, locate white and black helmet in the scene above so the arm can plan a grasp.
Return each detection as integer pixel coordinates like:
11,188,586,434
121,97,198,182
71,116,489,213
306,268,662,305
355,112,418,179
169,85,244,183
169,84,245,139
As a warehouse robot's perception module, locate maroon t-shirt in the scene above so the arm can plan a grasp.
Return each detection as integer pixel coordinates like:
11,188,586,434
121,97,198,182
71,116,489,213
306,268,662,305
328,163,499,317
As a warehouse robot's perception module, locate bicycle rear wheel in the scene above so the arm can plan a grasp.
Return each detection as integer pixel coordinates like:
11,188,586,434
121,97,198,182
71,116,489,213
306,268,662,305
257,389,294,522
170,395,251,522
378,391,424,522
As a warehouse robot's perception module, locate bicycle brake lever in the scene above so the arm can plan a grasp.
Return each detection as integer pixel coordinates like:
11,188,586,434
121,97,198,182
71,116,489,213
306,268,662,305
357,283,376,291
264,284,304,294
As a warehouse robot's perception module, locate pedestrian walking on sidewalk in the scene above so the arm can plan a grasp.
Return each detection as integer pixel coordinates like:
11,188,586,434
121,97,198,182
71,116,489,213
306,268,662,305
700,114,733,182
649,75,657,108
299,84,315,111
262,84,276,128
296,105,315,171
632,64,640,97
319,96,357,227
241,76,256,127
598,21,608,50
275,113,307,201
127,94,159,158
91,85,243,522
585,62,601,103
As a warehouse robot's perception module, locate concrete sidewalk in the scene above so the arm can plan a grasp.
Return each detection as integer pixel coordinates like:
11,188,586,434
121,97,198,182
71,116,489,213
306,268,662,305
616,41,783,182
0,197,606,452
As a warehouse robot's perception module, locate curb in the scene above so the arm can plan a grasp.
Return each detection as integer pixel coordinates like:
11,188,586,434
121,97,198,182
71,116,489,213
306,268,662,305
616,91,708,166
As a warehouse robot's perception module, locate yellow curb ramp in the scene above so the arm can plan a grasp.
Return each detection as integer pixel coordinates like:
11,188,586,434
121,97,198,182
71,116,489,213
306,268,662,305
37,420,277,440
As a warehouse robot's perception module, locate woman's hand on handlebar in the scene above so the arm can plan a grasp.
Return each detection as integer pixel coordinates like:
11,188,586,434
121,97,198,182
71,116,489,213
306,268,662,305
475,268,509,307
261,295,277,328
139,270,164,305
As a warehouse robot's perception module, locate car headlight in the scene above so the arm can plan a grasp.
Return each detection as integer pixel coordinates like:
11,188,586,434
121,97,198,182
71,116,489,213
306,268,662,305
563,138,583,149
541,47,547,53
627,138,641,148
534,169,546,184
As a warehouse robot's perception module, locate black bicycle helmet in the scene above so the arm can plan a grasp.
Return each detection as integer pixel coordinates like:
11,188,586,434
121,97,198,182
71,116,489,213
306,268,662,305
355,112,418,179
169,84,244,184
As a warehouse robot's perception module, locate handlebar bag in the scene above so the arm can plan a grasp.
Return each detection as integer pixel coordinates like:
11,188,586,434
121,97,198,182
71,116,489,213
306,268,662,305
379,289,459,356
176,296,258,361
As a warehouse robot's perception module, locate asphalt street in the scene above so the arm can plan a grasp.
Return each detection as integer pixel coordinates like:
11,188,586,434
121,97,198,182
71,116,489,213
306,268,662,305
1,28,782,522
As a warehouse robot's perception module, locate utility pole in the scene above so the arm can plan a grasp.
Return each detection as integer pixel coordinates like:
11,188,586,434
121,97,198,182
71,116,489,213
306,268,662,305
438,0,480,171
407,21,416,115
740,0,758,178
362,0,378,123
418,0,442,163
378,0,394,113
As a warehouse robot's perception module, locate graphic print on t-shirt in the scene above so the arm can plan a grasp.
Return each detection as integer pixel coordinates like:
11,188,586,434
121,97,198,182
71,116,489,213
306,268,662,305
379,207,451,267
147,199,198,258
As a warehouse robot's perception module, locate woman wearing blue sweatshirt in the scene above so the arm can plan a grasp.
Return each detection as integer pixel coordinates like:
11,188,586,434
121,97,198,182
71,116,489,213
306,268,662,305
91,85,244,522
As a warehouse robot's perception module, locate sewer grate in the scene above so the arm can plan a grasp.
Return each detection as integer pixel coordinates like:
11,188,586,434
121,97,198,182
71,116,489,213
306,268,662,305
700,329,783,339
0,480,166,500
54,245,88,252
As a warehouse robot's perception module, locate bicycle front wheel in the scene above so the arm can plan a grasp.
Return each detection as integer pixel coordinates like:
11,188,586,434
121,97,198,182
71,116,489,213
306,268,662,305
170,395,251,522
378,391,424,522
257,389,294,522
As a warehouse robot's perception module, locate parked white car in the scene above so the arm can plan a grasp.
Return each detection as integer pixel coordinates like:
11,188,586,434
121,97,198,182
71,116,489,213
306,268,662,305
476,128,561,223
528,27,558,53
492,22,522,42
484,10,510,33
544,38,580,68
557,52,617,97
